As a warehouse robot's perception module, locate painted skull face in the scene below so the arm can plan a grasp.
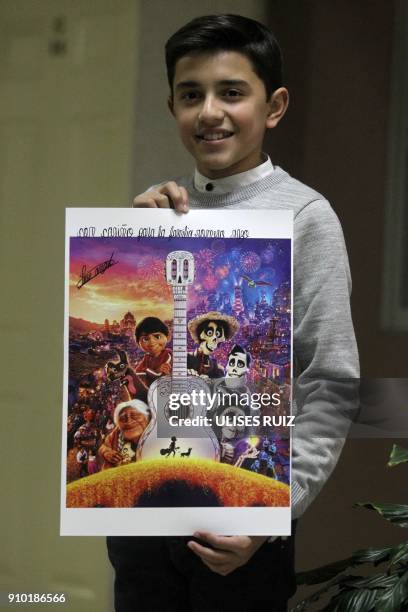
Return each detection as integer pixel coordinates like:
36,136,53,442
226,350,248,378
199,321,226,354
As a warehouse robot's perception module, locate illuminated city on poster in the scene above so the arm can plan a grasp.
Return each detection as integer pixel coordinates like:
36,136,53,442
61,208,293,535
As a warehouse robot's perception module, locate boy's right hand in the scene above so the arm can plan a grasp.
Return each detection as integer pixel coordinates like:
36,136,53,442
133,181,189,213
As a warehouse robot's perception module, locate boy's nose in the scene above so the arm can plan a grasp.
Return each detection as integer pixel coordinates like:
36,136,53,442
198,95,224,124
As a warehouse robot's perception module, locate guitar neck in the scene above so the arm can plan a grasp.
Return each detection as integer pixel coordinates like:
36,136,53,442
172,288,188,379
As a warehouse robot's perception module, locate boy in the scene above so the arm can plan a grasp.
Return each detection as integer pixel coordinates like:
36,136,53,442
107,14,359,611
132,316,172,401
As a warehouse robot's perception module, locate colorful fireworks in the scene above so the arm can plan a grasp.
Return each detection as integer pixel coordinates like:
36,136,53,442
215,264,230,279
240,251,261,273
195,249,216,272
138,257,165,280
202,273,219,291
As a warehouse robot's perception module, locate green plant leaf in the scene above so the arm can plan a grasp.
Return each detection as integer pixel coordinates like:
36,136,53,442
292,575,354,611
324,587,379,612
390,542,408,567
343,573,400,590
354,503,408,528
296,558,356,585
352,547,395,565
374,569,408,612
388,445,408,467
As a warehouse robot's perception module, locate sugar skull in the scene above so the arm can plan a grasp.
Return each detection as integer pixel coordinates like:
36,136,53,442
226,345,250,378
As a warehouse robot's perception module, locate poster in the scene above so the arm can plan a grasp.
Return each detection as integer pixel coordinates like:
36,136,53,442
61,208,293,535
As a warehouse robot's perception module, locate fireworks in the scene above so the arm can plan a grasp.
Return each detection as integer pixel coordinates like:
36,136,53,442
195,249,216,272
139,258,165,280
202,273,219,291
215,264,230,279
240,251,261,274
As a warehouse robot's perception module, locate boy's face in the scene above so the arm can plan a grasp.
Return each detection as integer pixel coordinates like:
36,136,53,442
138,331,168,357
170,51,284,179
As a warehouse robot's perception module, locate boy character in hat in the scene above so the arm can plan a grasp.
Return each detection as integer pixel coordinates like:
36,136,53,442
108,14,359,611
187,311,239,379
132,316,172,402
98,399,150,470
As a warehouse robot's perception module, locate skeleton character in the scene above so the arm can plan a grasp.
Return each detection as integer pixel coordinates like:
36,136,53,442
214,345,251,400
187,311,239,379
226,345,250,380
213,345,253,459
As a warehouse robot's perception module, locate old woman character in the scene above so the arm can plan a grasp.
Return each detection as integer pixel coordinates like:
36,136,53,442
98,400,150,470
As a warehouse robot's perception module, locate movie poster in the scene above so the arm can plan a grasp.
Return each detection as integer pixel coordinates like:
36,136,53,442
61,208,293,535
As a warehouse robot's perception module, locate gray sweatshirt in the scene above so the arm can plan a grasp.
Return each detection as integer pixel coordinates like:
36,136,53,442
172,166,360,519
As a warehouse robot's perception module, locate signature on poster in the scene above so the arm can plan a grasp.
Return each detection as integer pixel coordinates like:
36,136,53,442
76,252,118,289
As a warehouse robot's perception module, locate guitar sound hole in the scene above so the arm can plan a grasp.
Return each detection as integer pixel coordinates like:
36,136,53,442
164,399,192,421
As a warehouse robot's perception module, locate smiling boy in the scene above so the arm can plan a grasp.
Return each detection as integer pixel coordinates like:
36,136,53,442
132,316,172,401
107,14,359,612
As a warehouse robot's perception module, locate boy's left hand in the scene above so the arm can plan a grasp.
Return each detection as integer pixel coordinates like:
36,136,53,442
187,532,270,576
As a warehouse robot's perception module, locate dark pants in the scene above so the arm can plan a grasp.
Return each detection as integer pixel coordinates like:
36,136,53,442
107,523,297,612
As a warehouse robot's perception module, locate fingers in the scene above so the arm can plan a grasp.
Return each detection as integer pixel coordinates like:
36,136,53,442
132,182,189,212
187,540,236,576
194,531,239,551
160,182,189,212
187,540,228,565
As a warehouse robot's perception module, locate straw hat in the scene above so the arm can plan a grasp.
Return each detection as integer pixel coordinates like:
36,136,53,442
188,311,239,343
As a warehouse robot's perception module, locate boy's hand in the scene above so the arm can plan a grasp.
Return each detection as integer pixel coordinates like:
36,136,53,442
187,532,269,576
133,181,189,213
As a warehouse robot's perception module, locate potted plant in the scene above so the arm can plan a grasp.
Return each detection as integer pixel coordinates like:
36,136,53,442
293,444,408,612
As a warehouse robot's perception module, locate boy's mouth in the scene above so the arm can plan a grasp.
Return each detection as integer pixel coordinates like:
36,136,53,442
196,130,234,142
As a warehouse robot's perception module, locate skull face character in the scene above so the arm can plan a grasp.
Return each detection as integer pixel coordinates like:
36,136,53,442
226,345,250,378
197,320,227,355
187,311,239,378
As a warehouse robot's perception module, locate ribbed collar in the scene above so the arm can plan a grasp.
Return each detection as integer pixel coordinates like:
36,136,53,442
194,155,274,195
185,166,289,208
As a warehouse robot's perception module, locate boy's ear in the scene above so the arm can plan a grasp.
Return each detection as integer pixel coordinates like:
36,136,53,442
167,329,172,342
265,87,289,129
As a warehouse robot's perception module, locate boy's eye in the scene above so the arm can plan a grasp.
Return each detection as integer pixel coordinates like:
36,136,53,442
224,89,242,98
154,334,161,339
181,91,200,102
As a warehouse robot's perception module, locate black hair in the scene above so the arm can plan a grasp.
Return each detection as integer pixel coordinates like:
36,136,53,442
135,317,169,341
229,344,251,367
196,319,228,339
165,14,283,98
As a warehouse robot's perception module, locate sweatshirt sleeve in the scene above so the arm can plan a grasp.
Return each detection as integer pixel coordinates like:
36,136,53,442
291,198,360,519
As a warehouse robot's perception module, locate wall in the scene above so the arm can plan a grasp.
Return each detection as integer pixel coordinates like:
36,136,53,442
268,0,406,377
